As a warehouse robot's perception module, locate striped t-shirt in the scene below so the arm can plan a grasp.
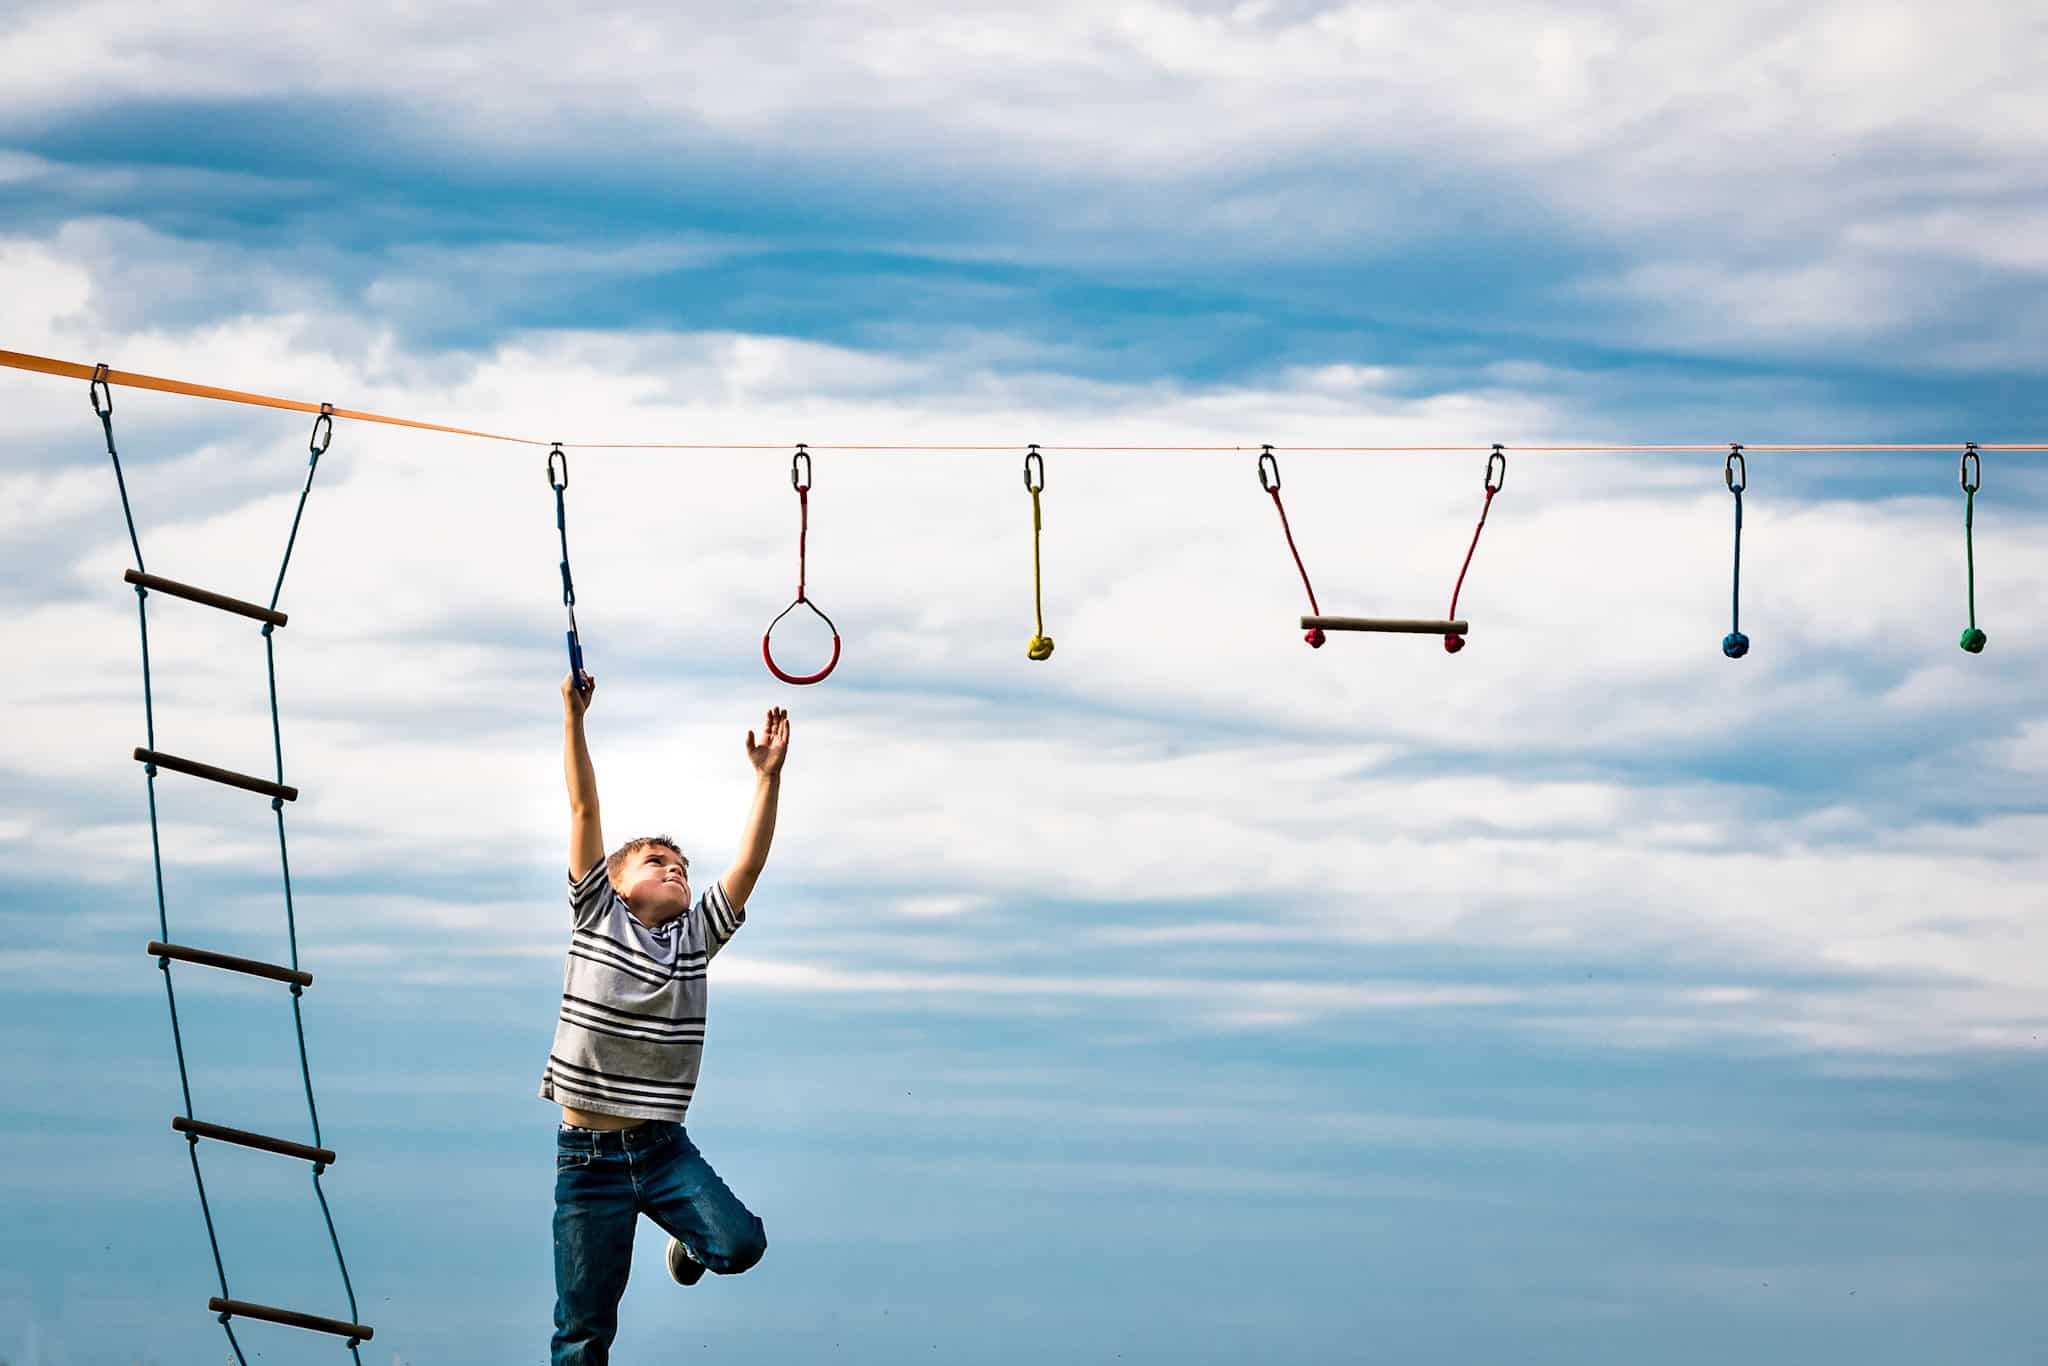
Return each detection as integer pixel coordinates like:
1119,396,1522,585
538,861,745,1123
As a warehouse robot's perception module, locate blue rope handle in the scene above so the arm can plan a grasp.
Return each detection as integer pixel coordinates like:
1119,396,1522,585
1722,445,1750,659
549,444,590,692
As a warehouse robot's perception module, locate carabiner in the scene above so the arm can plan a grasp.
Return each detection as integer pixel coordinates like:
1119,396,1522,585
1724,443,1746,493
1024,444,1045,493
548,442,568,491
1485,444,1506,493
791,443,812,492
89,362,113,418
1257,444,1280,493
309,402,334,462
1960,442,1981,494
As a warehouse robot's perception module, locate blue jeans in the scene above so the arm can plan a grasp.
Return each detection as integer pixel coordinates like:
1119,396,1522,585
551,1120,767,1365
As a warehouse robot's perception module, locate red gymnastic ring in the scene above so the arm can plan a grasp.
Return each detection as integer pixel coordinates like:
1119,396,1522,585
763,595,841,685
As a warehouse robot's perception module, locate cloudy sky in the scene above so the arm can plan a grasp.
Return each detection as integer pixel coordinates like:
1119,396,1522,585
3,2,2046,1363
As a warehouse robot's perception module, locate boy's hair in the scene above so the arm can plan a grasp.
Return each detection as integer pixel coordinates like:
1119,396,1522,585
607,835,688,885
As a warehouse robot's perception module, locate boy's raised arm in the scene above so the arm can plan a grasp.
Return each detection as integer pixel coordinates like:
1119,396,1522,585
563,672,605,882
723,708,789,910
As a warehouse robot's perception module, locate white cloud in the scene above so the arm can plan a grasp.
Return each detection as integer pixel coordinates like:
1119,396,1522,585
889,893,993,918
1,217,2046,1060
1848,206,2048,278
4,2,2046,364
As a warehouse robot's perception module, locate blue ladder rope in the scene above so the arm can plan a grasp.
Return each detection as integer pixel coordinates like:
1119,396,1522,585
93,368,366,1362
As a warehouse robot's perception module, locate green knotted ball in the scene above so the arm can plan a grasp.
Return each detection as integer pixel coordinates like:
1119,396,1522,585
1959,627,1987,654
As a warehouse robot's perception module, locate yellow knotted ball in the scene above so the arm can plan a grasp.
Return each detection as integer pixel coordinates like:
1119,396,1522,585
1027,635,1055,661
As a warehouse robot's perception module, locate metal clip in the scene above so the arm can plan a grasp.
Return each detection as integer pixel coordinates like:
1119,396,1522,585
1724,443,1746,493
791,443,811,492
1485,444,1506,493
1960,442,1981,494
1257,444,1280,493
1024,444,1045,493
309,403,334,461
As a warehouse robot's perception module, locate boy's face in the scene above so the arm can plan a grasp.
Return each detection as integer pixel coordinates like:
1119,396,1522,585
618,846,691,923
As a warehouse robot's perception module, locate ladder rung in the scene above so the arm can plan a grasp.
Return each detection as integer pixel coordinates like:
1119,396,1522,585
208,1297,374,1343
134,748,298,802
1304,615,1469,635
173,1116,335,1167
147,940,312,988
123,569,288,628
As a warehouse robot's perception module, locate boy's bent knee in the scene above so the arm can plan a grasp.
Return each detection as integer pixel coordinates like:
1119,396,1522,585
713,1219,766,1275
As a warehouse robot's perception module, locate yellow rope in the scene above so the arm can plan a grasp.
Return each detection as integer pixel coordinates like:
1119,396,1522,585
1026,470,1054,661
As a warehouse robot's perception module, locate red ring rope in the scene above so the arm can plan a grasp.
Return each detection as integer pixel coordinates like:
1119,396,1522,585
763,480,841,684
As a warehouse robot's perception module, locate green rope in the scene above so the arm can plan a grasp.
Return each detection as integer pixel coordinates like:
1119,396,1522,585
269,407,330,613
311,1160,364,1331
183,1132,237,1321
98,380,364,1362
101,379,245,1364
261,425,367,1337
1965,487,1977,627
1960,446,1987,654
265,636,302,972
93,372,144,574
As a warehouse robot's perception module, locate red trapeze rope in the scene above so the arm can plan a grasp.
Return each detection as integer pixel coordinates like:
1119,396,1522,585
1443,447,1506,654
1258,447,1325,648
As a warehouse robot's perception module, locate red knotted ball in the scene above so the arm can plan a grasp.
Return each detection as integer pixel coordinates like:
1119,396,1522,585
1305,628,1326,648
1443,634,1465,654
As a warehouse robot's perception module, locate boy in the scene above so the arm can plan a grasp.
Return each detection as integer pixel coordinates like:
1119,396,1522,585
544,670,786,1365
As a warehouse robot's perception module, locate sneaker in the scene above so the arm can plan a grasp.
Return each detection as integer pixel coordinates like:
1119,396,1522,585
666,1236,705,1286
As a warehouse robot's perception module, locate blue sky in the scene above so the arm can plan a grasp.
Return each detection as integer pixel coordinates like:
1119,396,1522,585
2,3,2047,1363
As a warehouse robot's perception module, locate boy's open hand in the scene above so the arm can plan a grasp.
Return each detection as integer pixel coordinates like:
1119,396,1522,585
746,707,790,778
562,670,596,716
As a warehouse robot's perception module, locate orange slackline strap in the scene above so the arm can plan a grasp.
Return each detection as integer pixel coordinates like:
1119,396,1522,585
8,348,2048,454
2,349,540,446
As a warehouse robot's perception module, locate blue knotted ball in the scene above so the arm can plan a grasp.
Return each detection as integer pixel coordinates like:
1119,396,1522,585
1959,627,1987,654
1722,631,1750,658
